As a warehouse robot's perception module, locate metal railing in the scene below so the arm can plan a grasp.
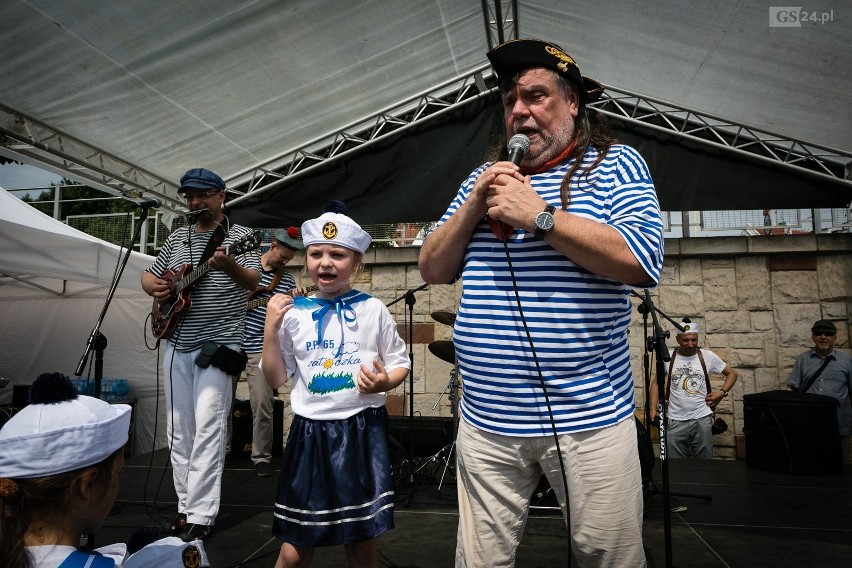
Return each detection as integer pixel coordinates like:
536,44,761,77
59,208,850,255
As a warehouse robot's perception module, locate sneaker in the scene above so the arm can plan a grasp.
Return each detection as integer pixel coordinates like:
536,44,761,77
256,462,274,478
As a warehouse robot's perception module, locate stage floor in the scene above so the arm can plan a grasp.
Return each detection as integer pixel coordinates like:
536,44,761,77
100,449,852,567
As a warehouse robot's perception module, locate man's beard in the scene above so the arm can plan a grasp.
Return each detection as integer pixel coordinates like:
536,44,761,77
515,120,575,170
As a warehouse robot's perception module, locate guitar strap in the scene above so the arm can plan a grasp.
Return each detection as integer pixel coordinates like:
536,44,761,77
266,267,285,291
247,267,285,304
198,223,227,266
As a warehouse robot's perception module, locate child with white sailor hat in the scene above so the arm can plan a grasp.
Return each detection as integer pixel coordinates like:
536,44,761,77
300,199,371,254
0,373,209,568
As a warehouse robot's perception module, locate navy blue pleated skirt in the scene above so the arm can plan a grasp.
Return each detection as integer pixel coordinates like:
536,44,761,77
272,406,395,547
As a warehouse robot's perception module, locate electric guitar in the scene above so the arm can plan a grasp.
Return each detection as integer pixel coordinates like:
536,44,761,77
246,284,319,310
150,230,262,339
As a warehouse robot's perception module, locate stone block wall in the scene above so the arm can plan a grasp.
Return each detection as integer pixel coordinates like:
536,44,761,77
286,234,851,460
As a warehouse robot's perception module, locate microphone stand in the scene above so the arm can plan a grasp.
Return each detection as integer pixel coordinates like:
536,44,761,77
74,204,152,550
386,283,428,506
75,204,152,389
632,291,711,568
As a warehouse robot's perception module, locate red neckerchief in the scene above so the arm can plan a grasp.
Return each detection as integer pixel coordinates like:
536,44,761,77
488,140,579,240
520,139,578,176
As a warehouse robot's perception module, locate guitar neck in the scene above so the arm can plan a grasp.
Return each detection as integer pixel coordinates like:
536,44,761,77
246,296,270,310
173,238,252,295
174,259,214,295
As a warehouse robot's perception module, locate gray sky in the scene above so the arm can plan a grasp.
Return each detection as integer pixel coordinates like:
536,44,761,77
0,163,62,195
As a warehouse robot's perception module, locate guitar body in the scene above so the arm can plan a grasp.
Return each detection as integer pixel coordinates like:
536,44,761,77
148,228,263,341
150,264,193,339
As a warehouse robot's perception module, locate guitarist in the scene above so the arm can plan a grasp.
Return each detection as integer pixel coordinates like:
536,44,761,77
234,226,305,477
140,168,261,542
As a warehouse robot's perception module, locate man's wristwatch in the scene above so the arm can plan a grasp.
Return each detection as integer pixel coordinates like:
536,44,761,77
534,205,556,238
720,388,729,397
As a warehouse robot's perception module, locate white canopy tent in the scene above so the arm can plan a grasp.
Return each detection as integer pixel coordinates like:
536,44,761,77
0,188,166,454
1,0,849,216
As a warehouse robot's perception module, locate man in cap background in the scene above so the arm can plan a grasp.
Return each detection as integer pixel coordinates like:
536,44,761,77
649,318,738,459
787,319,852,463
141,167,261,541
419,38,664,567
234,227,305,477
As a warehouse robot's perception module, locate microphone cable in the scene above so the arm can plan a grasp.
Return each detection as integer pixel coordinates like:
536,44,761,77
495,135,571,522
496,222,572,526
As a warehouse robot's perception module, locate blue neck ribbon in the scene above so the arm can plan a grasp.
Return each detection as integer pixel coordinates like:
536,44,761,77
299,291,369,357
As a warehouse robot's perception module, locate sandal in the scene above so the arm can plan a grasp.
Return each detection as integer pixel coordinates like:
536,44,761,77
160,512,187,536
180,523,214,542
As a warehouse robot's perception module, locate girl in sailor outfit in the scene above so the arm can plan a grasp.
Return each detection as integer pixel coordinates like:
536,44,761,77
262,202,410,568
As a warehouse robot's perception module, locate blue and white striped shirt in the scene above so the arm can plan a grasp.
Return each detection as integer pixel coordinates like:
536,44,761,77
148,224,262,352
431,144,664,436
242,267,297,354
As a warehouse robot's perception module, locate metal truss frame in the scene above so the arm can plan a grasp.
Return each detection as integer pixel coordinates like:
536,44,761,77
0,103,183,211
227,66,851,208
480,0,519,50
224,64,499,205
591,87,852,188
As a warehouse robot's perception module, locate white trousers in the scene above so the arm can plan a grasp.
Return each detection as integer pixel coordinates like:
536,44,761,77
455,416,646,568
164,342,235,525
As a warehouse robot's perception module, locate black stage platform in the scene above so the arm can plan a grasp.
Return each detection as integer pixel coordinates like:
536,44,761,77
99,449,852,567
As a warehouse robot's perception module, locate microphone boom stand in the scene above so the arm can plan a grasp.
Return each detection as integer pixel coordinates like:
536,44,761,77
386,283,428,507
633,290,711,568
73,204,153,549
75,205,153,389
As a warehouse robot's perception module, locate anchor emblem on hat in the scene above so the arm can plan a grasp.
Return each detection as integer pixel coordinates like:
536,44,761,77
322,221,338,240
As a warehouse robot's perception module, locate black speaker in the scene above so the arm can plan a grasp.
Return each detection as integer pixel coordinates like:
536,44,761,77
387,416,454,458
230,398,285,460
743,390,841,475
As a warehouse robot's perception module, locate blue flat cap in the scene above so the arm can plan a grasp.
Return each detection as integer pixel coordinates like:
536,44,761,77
178,168,225,193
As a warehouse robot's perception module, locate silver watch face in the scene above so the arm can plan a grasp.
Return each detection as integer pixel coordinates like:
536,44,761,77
535,211,555,231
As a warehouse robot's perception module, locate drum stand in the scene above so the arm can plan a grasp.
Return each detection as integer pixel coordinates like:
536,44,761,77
394,366,459,501
428,366,460,497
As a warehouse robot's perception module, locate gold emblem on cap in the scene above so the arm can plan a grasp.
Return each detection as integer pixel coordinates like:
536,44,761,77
322,221,338,240
545,45,576,69
182,545,202,568
684,324,691,331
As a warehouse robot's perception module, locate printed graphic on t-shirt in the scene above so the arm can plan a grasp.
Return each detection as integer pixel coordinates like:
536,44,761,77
306,341,362,395
672,362,705,397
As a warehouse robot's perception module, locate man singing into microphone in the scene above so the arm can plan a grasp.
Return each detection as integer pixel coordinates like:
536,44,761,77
419,39,664,567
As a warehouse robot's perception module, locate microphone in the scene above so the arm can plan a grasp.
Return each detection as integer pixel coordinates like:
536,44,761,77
507,133,530,166
486,133,531,241
138,197,161,208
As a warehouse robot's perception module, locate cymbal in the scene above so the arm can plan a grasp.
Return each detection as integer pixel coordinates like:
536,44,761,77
431,310,456,326
428,340,455,364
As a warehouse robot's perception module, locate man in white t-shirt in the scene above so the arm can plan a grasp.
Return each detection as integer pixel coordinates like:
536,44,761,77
650,319,738,459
